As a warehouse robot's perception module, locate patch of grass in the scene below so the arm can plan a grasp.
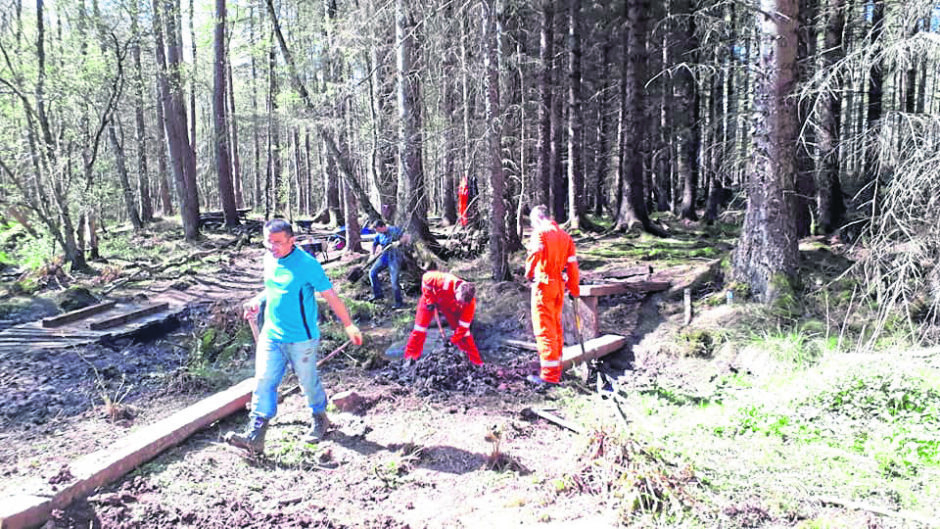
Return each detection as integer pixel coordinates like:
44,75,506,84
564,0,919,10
812,372,940,424
748,327,827,369
720,403,822,443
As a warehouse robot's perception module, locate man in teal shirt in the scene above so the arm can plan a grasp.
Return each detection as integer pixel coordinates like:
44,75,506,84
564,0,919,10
225,219,363,454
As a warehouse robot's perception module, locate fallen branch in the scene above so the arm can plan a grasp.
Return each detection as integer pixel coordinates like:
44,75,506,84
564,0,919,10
522,407,584,434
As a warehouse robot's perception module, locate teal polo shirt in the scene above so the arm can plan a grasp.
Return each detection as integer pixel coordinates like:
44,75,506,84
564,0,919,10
260,247,333,343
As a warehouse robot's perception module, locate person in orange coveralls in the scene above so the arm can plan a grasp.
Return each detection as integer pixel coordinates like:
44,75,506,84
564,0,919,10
457,175,470,227
525,205,580,385
403,270,483,365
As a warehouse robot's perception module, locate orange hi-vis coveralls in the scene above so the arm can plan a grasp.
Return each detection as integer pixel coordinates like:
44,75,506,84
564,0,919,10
525,220,580,383
403,271,483,365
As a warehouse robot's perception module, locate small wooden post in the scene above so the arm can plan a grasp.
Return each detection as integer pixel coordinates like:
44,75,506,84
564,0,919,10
683,288,692,325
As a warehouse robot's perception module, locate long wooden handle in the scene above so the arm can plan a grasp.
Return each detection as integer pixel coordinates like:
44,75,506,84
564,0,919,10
317,340,352,368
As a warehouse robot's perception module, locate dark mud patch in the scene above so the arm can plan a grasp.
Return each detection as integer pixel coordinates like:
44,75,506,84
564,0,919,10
374,345,538,399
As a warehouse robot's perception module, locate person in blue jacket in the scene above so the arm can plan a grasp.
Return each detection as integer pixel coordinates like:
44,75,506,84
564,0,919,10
368,219,409,309
225,219,363,454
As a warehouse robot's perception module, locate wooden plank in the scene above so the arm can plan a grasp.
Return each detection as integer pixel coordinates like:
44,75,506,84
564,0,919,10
579,280,671,297
582,265,653,281
41,301,117,328
502,334,627,369
561,334,627,369
89,303,169,331
0,378,255,529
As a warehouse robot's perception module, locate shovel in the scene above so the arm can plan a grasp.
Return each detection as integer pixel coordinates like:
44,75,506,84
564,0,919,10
433,309,454,353
571,296,591,383
346,241,401,283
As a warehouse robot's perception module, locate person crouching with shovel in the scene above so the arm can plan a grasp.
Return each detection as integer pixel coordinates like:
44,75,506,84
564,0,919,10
397,271,483,365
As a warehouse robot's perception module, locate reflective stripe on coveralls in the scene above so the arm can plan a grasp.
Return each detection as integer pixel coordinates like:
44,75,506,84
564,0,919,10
403,271,483,365
525,221,580,383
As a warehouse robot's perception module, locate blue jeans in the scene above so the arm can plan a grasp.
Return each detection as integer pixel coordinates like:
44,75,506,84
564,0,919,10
369,250,403,305
251,337,326,419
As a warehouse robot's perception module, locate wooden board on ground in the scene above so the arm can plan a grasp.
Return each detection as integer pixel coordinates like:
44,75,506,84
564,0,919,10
502,334,627,370
561,334,627,368
0,300,186,356
89,302,169,331
41,301,117,328
0,378,255,529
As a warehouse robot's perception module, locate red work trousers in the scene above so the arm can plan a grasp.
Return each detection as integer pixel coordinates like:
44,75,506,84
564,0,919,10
531,279,564,383
404,295,482,365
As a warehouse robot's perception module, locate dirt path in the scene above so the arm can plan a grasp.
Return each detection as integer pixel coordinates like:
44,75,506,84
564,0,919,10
46,364,620,529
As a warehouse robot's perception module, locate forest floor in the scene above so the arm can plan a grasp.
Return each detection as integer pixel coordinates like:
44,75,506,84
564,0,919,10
0,218,938,529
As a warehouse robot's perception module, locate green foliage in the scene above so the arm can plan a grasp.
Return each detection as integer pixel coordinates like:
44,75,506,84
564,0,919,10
723,404,822,443
814,373,939,424
12,236,57,272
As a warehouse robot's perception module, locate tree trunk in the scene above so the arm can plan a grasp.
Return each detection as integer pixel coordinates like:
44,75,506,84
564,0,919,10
566,0,584,230
674,0,699,221
550,48,566,221
814,0,845,234
155,0,200,240
862,1,884,203
483,0,510,280
342,138,363,253
394,0,432,241
154,76,174,215
267,38,281,217
188,0,197,154
109,119,143,230
441,43,458,225
36,0,85,269
131,1,153,223
615,0,661,234
212,0,237,227
537,0,554,208
591,40,612,217
250,6,262,210
228,60,243,209
732,0,800,302
460,12,478,228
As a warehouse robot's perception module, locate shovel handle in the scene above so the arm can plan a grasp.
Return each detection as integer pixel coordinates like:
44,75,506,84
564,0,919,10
317,340,353,368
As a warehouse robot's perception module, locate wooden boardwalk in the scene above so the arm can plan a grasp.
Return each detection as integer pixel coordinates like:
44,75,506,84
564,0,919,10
0,258,264,356
0,300,189,355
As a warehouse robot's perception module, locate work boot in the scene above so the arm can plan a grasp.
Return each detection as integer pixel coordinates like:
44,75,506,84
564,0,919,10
305,412,331,443
224,414,269,454
526,374,559,386
526,374,548,386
